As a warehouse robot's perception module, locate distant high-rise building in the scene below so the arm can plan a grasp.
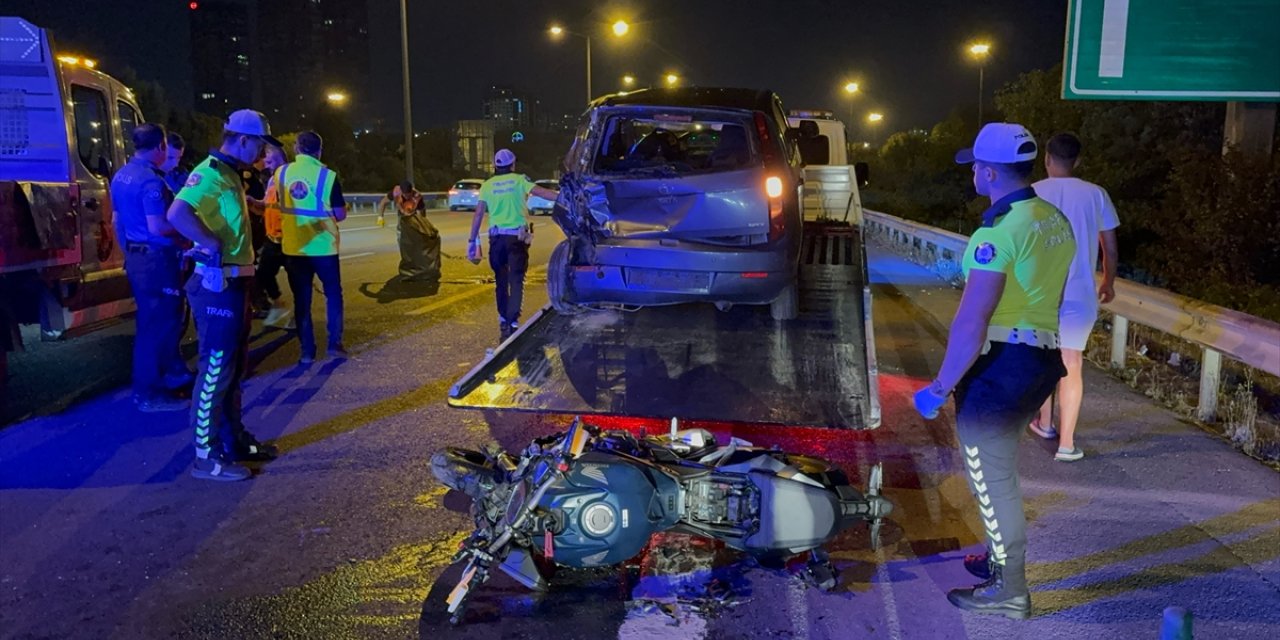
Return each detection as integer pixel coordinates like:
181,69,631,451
190,1,253,118
483,86,540,131
455,120,496,176
257,0,370,130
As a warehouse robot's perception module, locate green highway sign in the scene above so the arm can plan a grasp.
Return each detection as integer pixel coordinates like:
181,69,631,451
1063,0,1280,101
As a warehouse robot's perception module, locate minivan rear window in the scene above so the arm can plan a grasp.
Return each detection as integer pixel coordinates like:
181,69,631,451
454,181,480,190
593,112,757,176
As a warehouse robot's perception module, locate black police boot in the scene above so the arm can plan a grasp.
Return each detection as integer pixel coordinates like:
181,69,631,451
963,550,993,580
946,563,1031,619
226,430,279,462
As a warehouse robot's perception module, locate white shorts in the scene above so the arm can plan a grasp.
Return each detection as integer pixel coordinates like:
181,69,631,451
1058,301,1098,351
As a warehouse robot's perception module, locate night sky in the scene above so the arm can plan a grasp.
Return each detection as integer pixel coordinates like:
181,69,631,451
8,0,1069,132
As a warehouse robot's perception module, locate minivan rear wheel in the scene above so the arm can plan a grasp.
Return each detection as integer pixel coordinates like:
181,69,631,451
770,283,798,321
548,240,583,315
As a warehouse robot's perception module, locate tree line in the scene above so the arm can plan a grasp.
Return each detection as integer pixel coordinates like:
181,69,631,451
860,63,1280,322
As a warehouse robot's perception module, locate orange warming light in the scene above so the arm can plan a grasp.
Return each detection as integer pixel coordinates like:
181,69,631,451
765,176,783,198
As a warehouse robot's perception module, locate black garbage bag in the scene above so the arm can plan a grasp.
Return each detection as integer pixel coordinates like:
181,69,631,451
397,212,441,282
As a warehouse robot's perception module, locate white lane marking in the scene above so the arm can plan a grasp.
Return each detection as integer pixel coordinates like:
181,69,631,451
1099,0,1131,78
874,544,904,640
786,572,810,637
405,266,546,317
339,252,375,261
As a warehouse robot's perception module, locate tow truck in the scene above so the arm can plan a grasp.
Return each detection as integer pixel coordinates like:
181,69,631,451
1,18,141,376
448,107,879,430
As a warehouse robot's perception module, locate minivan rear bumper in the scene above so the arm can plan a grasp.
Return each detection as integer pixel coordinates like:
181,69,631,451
567,237,796,306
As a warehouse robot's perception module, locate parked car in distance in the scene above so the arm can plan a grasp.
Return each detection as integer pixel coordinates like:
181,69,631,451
448,179,483,210
547,87,804,320
526,179,560,215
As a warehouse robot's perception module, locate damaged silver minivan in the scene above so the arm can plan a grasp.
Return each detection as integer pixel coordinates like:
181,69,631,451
548,88,804,320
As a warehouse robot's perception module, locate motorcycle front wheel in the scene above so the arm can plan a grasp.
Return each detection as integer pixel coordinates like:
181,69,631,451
431,447,497,500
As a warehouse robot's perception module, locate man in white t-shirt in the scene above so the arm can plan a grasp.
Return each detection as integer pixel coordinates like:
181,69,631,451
1028,133,1120,461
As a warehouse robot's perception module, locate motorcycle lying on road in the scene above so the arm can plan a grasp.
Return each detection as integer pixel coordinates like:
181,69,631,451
431,418,893,624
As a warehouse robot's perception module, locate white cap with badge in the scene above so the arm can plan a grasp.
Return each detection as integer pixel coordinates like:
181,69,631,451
955,122,1037,164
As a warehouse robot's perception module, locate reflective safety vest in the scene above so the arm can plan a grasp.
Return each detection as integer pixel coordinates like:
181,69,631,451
275,154,339,256
263,179,283,242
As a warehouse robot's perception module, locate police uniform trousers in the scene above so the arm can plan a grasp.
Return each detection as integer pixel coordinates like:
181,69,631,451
124,245,189,399
186,273,253,457
953,341,1065,594
257,239,286,301
489,234,529,325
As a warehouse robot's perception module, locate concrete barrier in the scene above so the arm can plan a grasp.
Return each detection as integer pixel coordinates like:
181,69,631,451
344,192,449,214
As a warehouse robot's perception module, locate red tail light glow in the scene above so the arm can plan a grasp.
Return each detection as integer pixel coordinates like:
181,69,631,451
754,111,778,167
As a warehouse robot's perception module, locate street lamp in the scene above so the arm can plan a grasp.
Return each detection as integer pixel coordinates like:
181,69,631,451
867,112,883,123
550,20,630,104
326,91,347,105
399,0,413,183
843,81,860,129
665,73,680,87
622,74,636,88
968,42,991,127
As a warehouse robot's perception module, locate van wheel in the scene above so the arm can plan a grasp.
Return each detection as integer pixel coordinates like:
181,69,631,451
548,240,582,315
770,283,798,321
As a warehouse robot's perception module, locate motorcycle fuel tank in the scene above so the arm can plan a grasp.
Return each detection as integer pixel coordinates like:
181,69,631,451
541,451,681,567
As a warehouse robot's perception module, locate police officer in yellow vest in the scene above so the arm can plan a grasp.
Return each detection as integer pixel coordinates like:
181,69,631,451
274,131,348,364
467,149,559,341
167,109,282,482
914,123,1076,619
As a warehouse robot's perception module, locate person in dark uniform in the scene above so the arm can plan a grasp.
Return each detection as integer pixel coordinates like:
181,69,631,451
913,123,1076,619
166,109,282,482
161,131,189,194
109,123,192,413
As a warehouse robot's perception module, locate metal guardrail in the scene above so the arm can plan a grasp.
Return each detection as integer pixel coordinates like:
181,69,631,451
343,192,449,215
863,209,1280,422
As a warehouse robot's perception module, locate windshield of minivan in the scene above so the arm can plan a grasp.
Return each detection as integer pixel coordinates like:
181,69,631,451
593,112,757,176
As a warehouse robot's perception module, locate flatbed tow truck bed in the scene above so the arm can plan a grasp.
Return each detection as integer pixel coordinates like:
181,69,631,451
449,222,880,430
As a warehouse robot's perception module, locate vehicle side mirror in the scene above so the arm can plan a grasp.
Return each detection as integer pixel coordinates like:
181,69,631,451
784,128,801,145
855,162,870,187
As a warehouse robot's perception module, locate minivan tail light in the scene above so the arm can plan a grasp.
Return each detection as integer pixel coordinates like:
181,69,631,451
765,176,783,198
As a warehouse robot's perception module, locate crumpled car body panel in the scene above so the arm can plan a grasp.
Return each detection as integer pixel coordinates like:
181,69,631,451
550,102,802,308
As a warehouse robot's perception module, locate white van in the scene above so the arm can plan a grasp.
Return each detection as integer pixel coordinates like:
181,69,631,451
1,16,142,340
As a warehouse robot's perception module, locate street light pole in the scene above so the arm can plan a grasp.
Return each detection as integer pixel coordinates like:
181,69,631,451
968,42,991,129
977,64,984,126
399,0,413,183
585,35,592,104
